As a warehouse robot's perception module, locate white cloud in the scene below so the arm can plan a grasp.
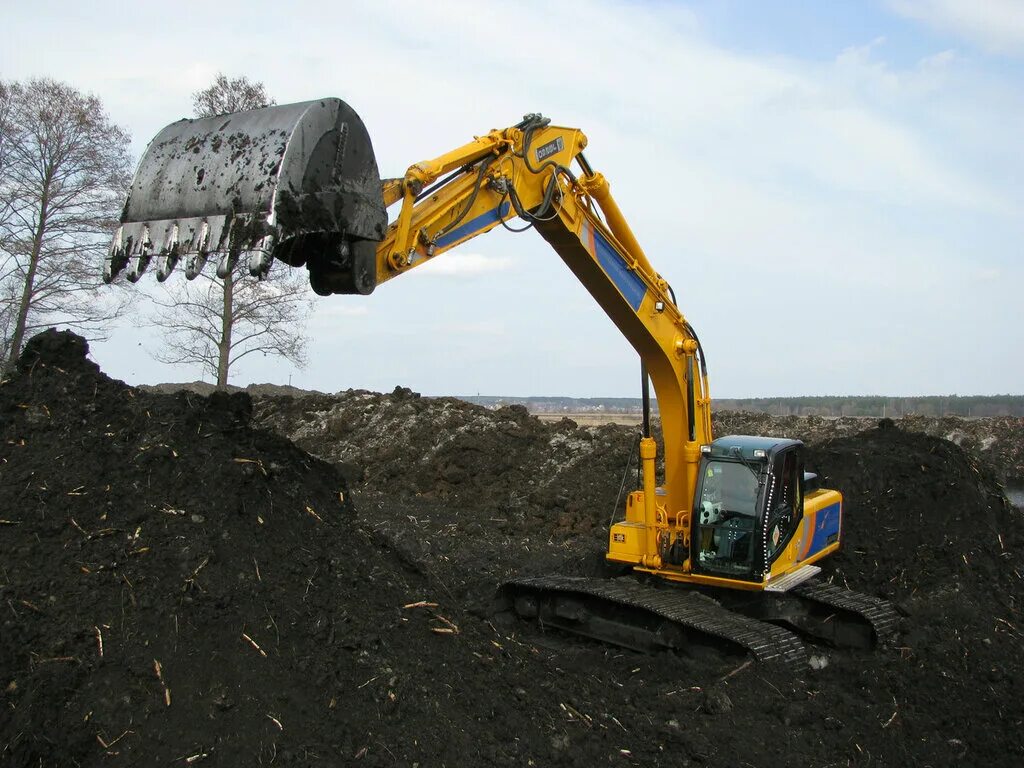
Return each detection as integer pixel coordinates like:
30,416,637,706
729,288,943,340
416,252,514,278
310,303,369,320
889,0,1024,55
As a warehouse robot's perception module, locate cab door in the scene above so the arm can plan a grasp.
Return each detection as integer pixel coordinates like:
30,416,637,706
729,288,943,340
762,446,803,566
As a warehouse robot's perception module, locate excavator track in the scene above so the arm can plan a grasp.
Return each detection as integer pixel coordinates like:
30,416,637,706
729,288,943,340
500,575,808,668
709,577,902,650
789,580,901,646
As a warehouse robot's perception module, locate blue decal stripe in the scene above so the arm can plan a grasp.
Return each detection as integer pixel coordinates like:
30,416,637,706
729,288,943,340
591,229,646,311
806,502,841,558
434,202,512,249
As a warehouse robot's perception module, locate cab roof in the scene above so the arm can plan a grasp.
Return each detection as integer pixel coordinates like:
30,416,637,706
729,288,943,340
707,435,802,460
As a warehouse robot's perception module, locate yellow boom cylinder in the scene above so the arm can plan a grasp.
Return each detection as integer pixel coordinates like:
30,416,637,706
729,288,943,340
639,437,662,568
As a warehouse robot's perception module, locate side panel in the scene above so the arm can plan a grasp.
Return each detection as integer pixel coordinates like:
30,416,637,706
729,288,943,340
768,489,842,579
797,490,842,564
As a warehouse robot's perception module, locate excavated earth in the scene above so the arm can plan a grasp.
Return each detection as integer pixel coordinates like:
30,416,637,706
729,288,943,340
2,331,1023,767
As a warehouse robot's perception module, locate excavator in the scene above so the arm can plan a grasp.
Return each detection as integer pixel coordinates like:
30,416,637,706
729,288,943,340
106,98,897,667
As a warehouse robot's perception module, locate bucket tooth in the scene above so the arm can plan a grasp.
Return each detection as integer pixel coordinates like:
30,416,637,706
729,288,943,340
247,235,276,279
216,251,239,279
104,226,128,283
184,251,209,280
126,225,153,282
126,253,151,283
156,224,181,282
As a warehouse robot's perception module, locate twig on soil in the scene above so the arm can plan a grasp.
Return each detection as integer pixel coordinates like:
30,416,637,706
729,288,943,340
303,566,319,600
0,519,21,525
183,557,210,592
233,457,267,475
154,659,171,706
180,751,208,764
560,701,592,727
306,505,323,522
757,676,784,697
94,626,103,658
34,655,79,665
402,601,439,609
242,632,268,658
265,609,280,645
404,600,460,634
253,557,261,582
96,730,132,749
719,659,753,682
267,714,283,731
434,614,459,632
995,617,1020,637
882,710,898,729
19,599,43,614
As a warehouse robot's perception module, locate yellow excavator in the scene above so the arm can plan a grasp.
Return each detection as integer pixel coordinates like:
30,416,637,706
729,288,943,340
106,98,897,666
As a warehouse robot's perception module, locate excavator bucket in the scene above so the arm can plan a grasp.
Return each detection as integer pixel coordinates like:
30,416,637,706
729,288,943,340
106,98,387,294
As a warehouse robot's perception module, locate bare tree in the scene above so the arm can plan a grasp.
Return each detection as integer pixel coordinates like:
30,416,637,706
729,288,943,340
151,74,311,389
192,73,275,116
0,78,132,368
150,268,311,387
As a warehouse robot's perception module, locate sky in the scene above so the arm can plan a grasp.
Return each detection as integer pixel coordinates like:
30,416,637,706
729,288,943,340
2,0,1022,398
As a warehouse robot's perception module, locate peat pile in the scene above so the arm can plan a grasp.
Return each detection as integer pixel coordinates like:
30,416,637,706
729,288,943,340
254,388,637,536
0,332,640,767
256,385,1024,765
3,333,1024,767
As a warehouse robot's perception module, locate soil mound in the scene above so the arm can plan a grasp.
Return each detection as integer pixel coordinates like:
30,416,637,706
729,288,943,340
0,332,555,766
256,386,1024,765
254,388,637,536
3,332,1023,767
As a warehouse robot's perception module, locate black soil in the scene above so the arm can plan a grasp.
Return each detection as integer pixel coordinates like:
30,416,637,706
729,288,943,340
2,332,1022,767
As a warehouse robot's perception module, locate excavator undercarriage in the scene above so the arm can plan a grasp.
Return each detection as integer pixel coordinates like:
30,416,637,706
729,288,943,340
499,574,899,669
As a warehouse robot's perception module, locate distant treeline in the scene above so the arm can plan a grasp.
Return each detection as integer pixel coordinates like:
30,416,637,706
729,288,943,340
463,395,1024,418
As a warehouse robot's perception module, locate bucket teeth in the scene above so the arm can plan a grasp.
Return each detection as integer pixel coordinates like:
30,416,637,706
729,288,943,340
126,226,153,283
247,236,276,279
216,252,238,279
184,252,209,280
104,226,128,283
156,225,181,282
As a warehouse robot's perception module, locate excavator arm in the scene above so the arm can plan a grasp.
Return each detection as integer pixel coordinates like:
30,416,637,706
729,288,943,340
370,114,714,570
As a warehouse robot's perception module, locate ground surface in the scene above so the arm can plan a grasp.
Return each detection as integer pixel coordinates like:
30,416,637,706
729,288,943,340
2,332,1023,767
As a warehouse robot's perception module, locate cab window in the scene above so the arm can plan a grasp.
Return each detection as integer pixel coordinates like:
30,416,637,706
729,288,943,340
696,460,760,576
764,449,802,561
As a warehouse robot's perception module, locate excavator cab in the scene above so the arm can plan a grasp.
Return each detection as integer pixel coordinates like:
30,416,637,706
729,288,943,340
692,437,816,584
